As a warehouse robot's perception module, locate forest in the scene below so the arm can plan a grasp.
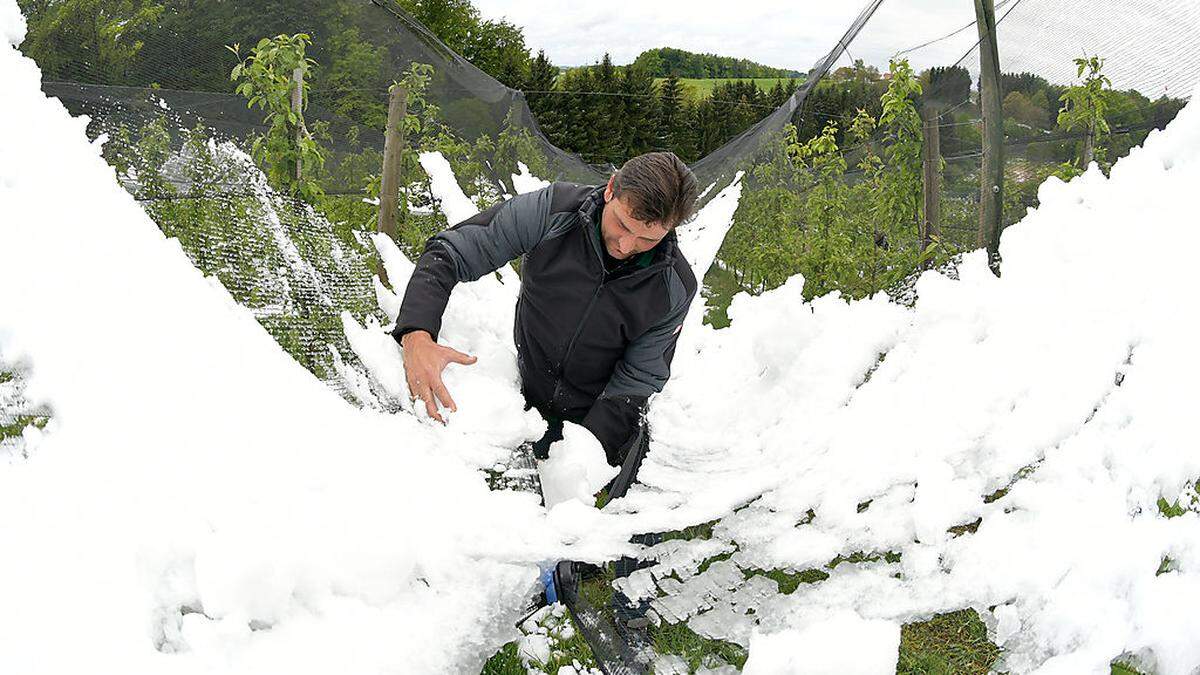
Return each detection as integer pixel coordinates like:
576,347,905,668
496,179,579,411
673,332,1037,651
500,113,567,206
630,46,803,79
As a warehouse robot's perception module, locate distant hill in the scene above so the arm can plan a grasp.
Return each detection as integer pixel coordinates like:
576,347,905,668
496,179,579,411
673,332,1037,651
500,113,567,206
631,47,803,79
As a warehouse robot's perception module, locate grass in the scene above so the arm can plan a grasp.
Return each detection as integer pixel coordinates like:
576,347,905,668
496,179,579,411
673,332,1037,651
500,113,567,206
483,466,1194,675
745,567,829,594
579,565,616,619
480,555,1012,675
480,604,600,675
0,414,48,441
1158,497,1187,518
537,624,601,672
654,77,805,99
652,620,748,671
947,518,983,537
984,461,1044,504
481,633,598,675
662,519,718,542
827,550,902,569
897,609,1001,675
480,643,523,674
1157,480,1199,518
698,550,735,575
0,367,40,441
0,371,49,443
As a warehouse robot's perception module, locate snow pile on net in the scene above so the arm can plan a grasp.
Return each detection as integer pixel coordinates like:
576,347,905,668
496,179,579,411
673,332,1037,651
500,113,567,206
625,92,1200,673
0,7,637,674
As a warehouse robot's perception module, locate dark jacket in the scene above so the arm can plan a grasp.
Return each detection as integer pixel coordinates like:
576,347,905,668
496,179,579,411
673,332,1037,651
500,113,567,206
393,182,697,461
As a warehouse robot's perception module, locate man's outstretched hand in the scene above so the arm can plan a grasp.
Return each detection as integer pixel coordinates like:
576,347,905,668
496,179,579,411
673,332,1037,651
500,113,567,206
400,330,477,423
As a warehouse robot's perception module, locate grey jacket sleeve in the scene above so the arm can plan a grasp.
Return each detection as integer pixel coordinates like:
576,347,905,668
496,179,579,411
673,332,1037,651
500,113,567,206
582,268,695,462
392,185,556,341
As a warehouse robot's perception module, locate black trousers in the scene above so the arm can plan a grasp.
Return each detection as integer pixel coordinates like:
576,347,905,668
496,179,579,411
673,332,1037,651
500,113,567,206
534,410,660,600
530,412,650,501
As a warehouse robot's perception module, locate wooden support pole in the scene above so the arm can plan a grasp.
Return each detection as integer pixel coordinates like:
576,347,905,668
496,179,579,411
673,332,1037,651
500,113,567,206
291,66,304,183
974,0,1004,272
921,104,941,263
377,84,408,287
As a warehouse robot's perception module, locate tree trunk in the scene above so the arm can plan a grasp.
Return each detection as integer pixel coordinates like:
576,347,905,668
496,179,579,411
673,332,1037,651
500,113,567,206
921,104,942,266
291,67,304,183
1082,118,1096,167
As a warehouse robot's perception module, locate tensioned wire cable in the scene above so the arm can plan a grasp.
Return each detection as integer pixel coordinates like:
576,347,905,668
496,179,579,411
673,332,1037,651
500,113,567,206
36,0,1195,201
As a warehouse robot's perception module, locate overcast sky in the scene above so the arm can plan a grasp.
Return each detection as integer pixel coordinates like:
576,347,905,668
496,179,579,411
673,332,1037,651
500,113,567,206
471,0,1200,96
473,0,981,72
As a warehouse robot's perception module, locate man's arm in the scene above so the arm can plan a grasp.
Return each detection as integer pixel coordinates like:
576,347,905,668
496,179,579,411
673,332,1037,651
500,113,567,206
392,184,570,422
582,268,695,463
393,184,559,341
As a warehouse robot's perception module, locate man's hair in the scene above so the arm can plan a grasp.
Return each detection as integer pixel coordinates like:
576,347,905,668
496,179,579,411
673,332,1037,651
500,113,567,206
611,152,699,230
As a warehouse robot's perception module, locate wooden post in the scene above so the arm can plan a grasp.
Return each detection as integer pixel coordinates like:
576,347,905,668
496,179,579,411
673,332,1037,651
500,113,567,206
921,104,941,263
974,0,1004,272
291,66,304,183
377,84,408,287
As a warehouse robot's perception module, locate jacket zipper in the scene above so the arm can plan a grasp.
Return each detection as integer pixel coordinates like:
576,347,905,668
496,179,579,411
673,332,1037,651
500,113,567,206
551,280,602,405
547,200,673,408
549,211,607,406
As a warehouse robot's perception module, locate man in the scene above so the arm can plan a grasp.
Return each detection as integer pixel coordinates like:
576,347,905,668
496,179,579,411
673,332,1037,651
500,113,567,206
392,151,699,499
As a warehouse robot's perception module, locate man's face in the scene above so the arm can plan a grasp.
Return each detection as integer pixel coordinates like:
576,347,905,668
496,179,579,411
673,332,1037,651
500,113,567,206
601,176,670,260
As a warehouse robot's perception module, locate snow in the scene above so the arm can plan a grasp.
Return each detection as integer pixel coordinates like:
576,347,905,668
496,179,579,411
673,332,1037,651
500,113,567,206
537,423,619,508
419,150,480,226
515,604,598,674
518,633,553,666
5,0,1200,671
675,171,743,297
0,0,20,44
629,85,1200,672
743,610,900,674
0,10,625,674
512,161,551,195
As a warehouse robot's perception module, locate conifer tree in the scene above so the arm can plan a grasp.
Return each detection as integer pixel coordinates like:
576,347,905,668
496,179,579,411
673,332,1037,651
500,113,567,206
524,49,559,136
693,98,723,158
657,75,689,158
594,54,623,164
555,68,587,156
620,65,659,158
769,79,788,107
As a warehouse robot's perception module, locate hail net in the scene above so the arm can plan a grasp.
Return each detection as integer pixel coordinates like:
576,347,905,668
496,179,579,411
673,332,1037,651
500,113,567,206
23,0,1200,392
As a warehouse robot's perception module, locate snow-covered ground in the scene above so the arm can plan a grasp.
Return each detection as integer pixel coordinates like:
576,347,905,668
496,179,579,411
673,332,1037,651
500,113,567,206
620,101,1200,672
4,0,1200,671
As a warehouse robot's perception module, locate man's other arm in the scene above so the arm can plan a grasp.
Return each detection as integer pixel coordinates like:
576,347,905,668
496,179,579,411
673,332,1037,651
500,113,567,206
392,185,554,342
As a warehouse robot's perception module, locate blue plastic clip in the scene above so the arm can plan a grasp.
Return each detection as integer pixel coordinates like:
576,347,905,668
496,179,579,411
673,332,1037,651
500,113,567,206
540,564,558,605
